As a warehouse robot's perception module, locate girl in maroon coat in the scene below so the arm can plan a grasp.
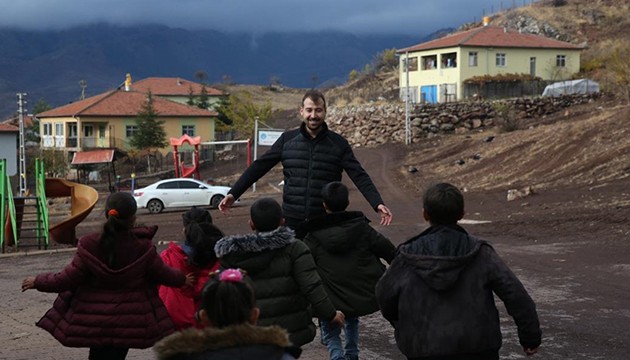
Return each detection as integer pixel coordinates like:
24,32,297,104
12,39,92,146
159,206,224,330
21,192,193,360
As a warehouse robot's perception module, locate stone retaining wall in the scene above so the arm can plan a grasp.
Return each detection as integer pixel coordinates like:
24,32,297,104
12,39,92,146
327,94,600,147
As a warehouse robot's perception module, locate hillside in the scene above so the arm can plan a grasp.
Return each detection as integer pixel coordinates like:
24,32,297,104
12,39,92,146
0,26,418,119
314,0,630,195
394,98,629,195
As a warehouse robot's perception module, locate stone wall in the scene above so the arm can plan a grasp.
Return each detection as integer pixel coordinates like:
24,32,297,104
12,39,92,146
326,94,600,147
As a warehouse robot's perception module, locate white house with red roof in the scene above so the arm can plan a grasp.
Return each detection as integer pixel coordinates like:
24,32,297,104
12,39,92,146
398,24,583,103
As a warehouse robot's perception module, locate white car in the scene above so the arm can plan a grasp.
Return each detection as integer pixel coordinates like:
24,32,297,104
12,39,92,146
133,178,231,214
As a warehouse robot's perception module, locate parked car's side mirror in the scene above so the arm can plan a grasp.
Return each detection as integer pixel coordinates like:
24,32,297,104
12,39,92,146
198,185,207,189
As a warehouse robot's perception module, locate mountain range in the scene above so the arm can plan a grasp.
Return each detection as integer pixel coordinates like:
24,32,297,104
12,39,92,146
0,24,440,119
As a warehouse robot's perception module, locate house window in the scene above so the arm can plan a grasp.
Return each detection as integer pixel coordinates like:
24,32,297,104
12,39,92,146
441,52,457,68
556,55,566,67
99,124,106,139
53,123,63,136
468,52,478,67
68,123,77,137
182,125,196,136
402,57,418,71
496,53,506,67
83,124,94,137
126,125,138,138
421,55,437,70
43,123,52,136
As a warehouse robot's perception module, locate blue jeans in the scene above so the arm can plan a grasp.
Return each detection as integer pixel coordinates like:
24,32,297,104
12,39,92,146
320,316,359,360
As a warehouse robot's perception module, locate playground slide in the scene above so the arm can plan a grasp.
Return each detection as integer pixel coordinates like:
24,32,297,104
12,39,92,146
46,178,99,245
180,165,199,179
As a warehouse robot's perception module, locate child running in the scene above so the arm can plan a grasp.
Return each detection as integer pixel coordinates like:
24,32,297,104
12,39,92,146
214,197,345,347
302,181,396,360
21,192,193,360
376,183,541,360
159,206,225,330
154,268,302,359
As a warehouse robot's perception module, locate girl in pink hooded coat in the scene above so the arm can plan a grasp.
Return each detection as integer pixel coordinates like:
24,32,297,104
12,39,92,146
159,207,225,330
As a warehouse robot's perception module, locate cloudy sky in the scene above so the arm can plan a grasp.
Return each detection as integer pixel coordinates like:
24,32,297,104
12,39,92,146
0,0,535,35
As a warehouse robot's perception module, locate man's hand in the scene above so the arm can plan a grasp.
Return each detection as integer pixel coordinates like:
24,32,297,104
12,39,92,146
218,194,235,214
377,204,393,226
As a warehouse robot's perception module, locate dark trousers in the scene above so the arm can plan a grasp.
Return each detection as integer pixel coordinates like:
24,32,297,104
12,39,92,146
89,346,129,360
284,216,306,239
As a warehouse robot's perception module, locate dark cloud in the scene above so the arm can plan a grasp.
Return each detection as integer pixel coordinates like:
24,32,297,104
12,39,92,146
1,0,523,35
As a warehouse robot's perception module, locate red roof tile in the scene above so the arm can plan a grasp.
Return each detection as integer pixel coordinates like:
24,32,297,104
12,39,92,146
71,149,117,164
399,26,583,53
0,123,18,132
38,90,218,118
2,115,35,128
131,77,224,96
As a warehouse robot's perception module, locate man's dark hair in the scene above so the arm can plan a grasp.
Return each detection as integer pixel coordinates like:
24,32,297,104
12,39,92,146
322,181,349,212
302,89,326,109
423,183,464,225
250,197,282,232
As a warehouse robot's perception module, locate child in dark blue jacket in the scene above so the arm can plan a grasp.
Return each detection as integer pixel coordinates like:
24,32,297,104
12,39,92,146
302,181,395,360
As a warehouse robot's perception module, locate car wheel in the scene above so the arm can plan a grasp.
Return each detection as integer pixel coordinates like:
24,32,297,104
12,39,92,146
210,194,225,208
147,199,164,214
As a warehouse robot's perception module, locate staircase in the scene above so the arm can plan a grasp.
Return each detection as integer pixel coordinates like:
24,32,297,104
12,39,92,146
11,196,47,250
0,159,49,253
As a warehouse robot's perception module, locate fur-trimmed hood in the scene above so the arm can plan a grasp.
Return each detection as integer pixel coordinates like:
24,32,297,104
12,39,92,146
154,324,300,360
214,226,295,258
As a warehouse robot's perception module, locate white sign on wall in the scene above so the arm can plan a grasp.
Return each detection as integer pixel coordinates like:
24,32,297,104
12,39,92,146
258,130,283,146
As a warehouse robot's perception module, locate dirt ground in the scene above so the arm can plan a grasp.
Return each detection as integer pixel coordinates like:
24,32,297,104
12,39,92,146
7,98,630,359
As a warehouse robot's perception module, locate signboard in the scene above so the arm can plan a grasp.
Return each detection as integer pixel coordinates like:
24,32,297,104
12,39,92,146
258,130,283,146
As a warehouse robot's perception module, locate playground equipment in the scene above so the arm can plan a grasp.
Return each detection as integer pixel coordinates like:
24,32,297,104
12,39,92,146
171,134,201,179
45,177,99,245
1,158,99,252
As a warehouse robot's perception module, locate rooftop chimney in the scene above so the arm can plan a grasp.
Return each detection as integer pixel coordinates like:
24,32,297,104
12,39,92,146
483,16,491,26
124,73,132,91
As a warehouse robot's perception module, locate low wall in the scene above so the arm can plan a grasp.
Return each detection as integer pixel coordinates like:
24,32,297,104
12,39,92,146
326,94,600,147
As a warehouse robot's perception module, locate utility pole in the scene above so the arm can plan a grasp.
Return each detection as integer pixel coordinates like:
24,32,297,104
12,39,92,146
405,52,411,145
16,93,27,196
79,80,87,100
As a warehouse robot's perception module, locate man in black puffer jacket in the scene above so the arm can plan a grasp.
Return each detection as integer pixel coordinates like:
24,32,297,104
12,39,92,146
376,183,541,360
218,89,392,233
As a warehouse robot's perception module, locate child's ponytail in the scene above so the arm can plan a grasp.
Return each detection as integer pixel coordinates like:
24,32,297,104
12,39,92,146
99,192,137,268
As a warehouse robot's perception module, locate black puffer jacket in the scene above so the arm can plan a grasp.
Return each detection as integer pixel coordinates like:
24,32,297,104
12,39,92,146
214,227,336,347
228,122,384,220
302,211,395,317
154,324,301,360
376,225,541,359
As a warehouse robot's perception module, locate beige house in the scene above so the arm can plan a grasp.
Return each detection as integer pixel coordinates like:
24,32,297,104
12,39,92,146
37,88,218,155
398,25,583,103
